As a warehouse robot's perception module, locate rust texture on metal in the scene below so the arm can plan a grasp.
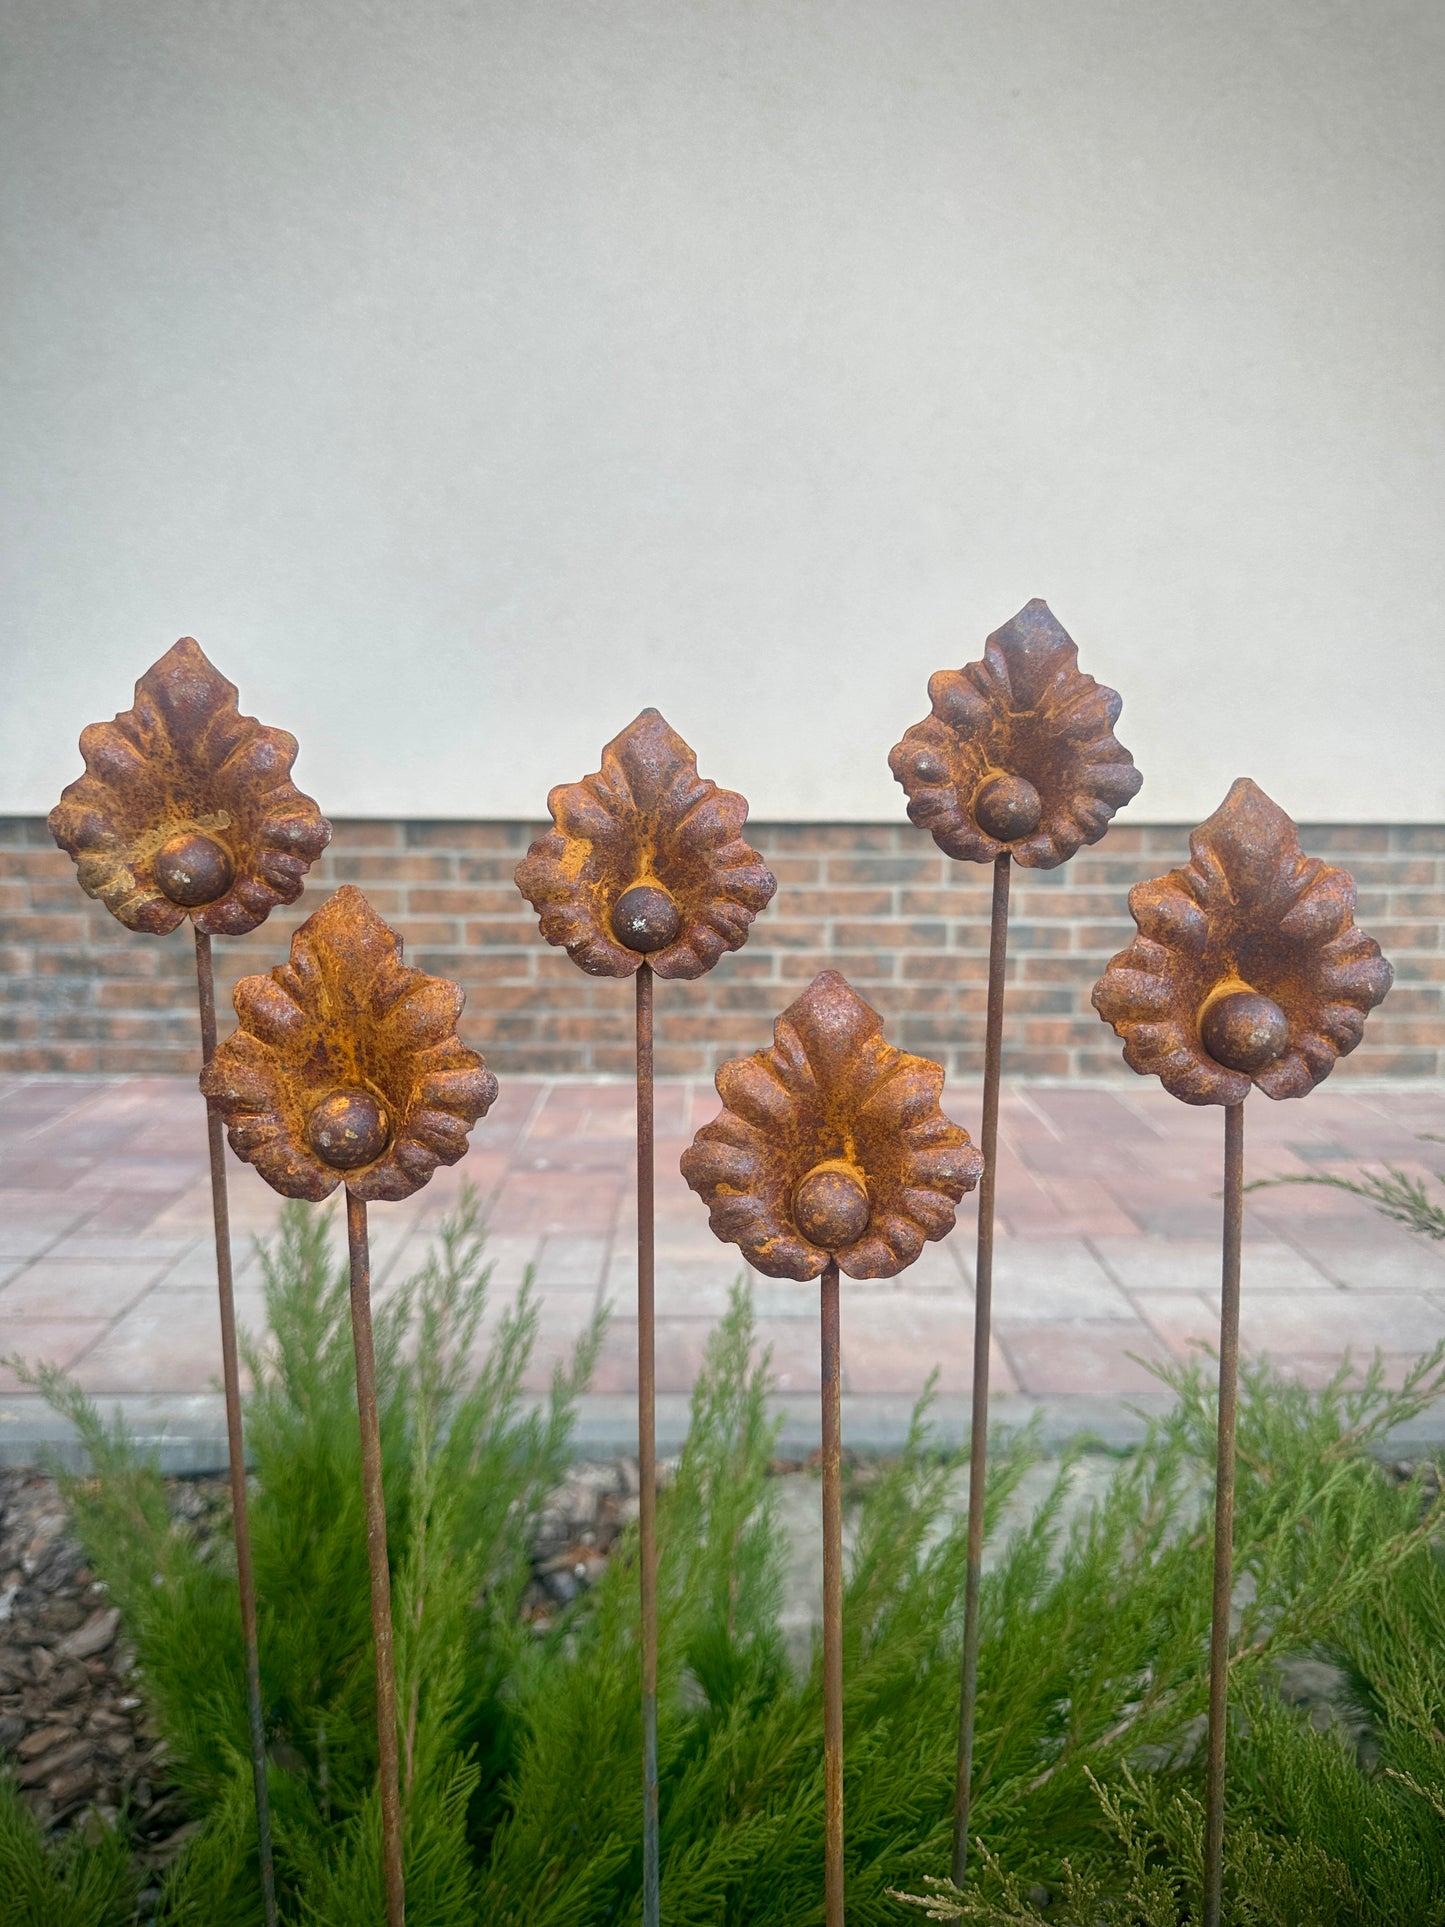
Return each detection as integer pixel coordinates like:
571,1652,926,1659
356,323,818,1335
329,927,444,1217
636,963,660,1925
195,929,279,1927
681,970,983,1279
200,885,497,1202
517,713,773,1927
1091,777,1394,1104
1089,781,1393,1922
1203,1100,1245,1927
514,707,777,979
347,1192,406,1927
888,598,1142,870
952,851,1010,1885
820,1258,844,1927
48,637,331,935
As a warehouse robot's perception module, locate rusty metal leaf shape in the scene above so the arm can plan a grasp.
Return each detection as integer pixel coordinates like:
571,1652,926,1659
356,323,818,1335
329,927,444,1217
48,638,332,936
1092,779,1393,1105
889,599,1142,869
200,885,498,1202
680,969,983,1280
514,708,777,980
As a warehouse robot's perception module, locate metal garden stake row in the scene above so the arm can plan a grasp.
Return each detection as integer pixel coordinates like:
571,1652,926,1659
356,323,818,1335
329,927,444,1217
49,613,1393,1927
891,603,1391,1922
50,648,499,1927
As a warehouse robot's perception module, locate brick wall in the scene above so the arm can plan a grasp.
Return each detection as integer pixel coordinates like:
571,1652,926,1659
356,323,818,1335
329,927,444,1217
1,816,1441,1080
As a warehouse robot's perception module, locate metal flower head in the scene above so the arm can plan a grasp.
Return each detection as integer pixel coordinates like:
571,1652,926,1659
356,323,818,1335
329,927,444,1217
681,970,983,1279
889,599,1142,868
49,638,331,936
514,708,776,979
1092,779,1393,1105
200,885,498,1202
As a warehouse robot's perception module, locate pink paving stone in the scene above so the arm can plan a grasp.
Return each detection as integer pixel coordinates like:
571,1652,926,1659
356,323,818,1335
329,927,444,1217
0,1322,112,1391
1004,1326,1174,1396
1235,1291,1445,1357
838,1291,1015,1396
1,1074,1444,1403
1130,1290,1220,1356
1095,1238,1325,1296
0,1260,161,1322
65,1287,271,1395
0,1194,95,1257
1028,1176,1139,1238
1276,1226,1445,1293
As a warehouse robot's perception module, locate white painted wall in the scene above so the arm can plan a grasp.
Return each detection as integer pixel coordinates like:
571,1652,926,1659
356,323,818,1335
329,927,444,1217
3,0,1442,823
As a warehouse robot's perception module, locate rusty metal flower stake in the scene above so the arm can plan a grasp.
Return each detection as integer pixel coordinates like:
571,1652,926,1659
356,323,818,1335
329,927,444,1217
1092,778,1392,1927
49,638,333,1923
201,886,498,1927
889,598,1142,1878
682,971,982,1925
516,708,775,1927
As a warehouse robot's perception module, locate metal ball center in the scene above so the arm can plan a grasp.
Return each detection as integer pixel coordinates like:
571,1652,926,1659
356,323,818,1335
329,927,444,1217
1199,988,1289,1074
972,771,1043,843
153,831,234,908
611,882,681,954
306,1089,392,1170
793,1161,871,1251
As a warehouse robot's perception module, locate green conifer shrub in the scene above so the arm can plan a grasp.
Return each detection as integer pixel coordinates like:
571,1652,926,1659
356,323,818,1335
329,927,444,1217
3,1197,1443,1924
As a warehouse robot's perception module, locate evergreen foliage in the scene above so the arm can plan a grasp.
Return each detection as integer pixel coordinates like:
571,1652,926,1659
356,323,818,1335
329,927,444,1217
1245,1132,1445,1241
3,1198,1444,1924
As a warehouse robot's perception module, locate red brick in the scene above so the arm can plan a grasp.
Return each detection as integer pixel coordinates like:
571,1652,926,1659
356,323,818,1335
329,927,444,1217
0,914,90,943
901,954,985,982
825,855,941,884
331,853,454,882
898,887,987,916
327,819,403,847
1,814,1440,1082
3,848,76,877
408,887,503,915
458,855,526,883
467,919,548,948
779,952,893,980
833,920,946,949
1296,824,1391,852
762,823,899,850
404,820,525,850
1386,891,1445,918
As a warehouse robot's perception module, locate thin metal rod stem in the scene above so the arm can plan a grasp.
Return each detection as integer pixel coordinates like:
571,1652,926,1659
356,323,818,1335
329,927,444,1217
821,1258,844,1927
953,851,1010,1884
636,963,660,1927
1203,1100,1245,1927
346,1191,405,1927
194,930,278,1927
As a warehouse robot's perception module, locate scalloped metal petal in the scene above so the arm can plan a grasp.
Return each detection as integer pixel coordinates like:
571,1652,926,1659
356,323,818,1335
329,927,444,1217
681,970,981,1280
49,638,331,935
200,885,495,1200
516,708,775,978
1092,779,1393,1104
890,600,1142,871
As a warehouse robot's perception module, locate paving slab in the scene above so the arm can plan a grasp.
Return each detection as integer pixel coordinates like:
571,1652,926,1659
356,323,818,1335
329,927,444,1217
0,1073,1443,1457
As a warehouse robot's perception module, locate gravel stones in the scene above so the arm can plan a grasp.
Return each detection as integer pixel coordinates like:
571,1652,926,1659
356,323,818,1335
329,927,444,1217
0,1466,198,1856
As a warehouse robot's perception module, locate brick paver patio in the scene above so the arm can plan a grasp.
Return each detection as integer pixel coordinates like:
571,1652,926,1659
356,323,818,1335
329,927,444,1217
2,1075,1444,1445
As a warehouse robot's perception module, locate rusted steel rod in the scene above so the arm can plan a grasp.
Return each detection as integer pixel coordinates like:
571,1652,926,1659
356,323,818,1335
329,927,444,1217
1203,1099,1245,1927
952,850,1010,1883
636,961,660,1927
680,973,981,1927
194,930,278,1927
346,1191,405,1927
820,1257,845,1927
